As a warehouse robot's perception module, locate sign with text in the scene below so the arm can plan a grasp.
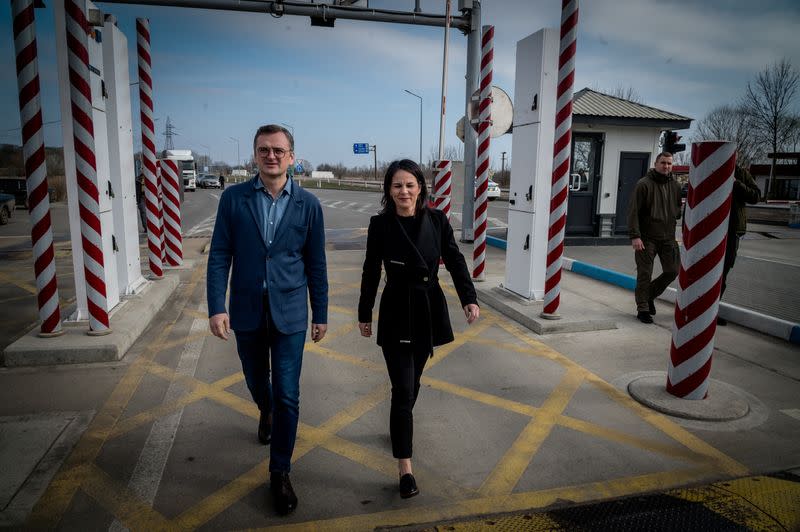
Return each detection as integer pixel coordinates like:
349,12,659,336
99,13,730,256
353,143,370,154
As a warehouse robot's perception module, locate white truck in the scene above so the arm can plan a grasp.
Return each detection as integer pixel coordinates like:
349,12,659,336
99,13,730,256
162,149,197,191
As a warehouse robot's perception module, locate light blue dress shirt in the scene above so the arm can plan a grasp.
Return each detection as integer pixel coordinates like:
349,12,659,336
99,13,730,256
254,176,293,293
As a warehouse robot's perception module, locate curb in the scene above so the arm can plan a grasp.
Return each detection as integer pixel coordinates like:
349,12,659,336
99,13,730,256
487,239,800,345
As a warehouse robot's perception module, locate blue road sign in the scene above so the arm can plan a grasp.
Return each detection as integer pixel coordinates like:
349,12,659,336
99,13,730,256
353,143,369,154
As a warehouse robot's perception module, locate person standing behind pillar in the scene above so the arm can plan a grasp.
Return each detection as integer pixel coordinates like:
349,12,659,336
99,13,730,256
135,171,147,233
358,159,480,499
627,152,682,324
718,162,760,325
219,173,225,189
207,124,328,516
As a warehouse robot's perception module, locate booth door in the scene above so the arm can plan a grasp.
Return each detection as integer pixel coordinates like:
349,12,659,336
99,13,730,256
566,133,603,235
615,152,650,234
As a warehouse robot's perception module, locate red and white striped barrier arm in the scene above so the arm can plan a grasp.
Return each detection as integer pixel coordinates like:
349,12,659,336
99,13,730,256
136,18,163,278
542,0,579,316
65,0,110,333
432,159,452,220
13,0,63,336
472,25,493,281
667,141,736,399
159,159,183,266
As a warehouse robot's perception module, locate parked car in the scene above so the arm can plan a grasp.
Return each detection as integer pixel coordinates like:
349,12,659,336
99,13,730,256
0,177,27,207
475,179,502,201
197,174,220,189
0,193,15,225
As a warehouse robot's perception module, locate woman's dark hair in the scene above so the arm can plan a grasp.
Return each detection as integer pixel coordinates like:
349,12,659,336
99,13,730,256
380,159,428,215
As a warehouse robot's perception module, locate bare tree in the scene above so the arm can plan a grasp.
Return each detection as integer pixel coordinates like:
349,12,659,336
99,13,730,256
694,104,760,167
742,58,800,197
590,84,644,104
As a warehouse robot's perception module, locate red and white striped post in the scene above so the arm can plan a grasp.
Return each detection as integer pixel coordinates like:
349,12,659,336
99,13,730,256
472,25,493,281
431,159,452,220
667,141,736,399
13,0,63,337
159,159,183,266
136,18,163,278
541,0,579,318
65,0,110,334
156,164,167,264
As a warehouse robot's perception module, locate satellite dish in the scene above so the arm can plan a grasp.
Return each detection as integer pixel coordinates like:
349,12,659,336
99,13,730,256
457,85,513,142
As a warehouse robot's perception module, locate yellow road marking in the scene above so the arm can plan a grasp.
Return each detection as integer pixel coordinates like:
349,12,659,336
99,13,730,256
328,304,356,316
0,270,37,294
262,467,715,532
317,382,389,434
183,308,208,320
480,367,586,496
81,464,172,530
28,266,205,528
306,343,384,372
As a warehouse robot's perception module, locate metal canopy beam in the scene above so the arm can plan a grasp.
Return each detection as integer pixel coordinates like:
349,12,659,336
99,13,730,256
96,0,472,31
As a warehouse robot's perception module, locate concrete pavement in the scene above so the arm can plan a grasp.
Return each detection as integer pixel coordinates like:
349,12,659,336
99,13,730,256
0,233,798,530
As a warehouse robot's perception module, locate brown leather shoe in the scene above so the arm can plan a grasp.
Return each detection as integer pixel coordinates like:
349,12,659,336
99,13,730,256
270,472,298,515
258,411,271,445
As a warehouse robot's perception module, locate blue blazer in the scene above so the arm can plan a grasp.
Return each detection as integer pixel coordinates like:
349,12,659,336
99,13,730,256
207,175,328,333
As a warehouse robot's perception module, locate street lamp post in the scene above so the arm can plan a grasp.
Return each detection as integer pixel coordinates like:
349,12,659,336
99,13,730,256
229,136,240,168
200,143,210,170
404,89,422,166
280,122,294,140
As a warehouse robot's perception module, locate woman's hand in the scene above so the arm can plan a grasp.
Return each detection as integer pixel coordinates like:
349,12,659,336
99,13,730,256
463,304,480,324
358,322,373,337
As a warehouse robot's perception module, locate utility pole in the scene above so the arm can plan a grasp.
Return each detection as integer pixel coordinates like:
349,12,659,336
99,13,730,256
229,136,239,167
404,89,423,166
371,144,377,181
501,151,506,181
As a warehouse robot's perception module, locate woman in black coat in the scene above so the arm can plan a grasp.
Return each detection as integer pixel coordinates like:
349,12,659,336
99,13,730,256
358,159,479,499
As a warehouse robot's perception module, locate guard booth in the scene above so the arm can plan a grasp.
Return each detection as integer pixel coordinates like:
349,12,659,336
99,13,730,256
566,89,692,238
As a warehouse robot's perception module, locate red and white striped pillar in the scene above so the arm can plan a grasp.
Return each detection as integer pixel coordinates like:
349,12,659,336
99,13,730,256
136,18,163,278
542,0,579,318
65,0,110,334
156,163,167,264
472,25,493,281
431,159,452,220
667,141,736,399
159,159,183,266
13,0,63,337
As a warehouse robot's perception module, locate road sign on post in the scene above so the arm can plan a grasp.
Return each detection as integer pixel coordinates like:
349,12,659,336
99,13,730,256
353,143,370,154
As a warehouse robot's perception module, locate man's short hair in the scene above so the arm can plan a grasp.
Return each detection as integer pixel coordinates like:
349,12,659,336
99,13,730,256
252,124,294,153
655,151,673,162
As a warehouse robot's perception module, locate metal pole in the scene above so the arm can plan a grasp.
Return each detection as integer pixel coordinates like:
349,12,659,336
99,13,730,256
437,0,451,161
229,136,239,167
404,89,422,165
96,0,471,30
461,1,480,241
501,151,506,176
372,144,377,181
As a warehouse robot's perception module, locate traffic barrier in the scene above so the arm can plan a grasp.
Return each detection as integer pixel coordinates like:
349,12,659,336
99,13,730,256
65,0,110,334
159,159,183,265
431,159,452,221
542,0,579,317
12,0,63,336
136,18,163,278
472,24,493,281
667,141,736,399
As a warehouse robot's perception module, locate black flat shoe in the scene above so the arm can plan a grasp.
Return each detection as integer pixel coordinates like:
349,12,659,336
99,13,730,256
258,411,271,445
270,472,298,515
637,311,653,324
399,473,419,499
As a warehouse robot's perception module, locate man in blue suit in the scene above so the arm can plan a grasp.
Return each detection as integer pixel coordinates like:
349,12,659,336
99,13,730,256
207,124,328,516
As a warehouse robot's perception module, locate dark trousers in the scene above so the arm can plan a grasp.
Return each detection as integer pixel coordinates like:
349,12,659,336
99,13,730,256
234,296,306,473
634,239,679,312
721,230,740,298
382,347,430,459
138,199,147,232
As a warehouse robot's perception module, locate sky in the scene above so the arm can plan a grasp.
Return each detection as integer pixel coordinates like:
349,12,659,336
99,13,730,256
1,0,799,171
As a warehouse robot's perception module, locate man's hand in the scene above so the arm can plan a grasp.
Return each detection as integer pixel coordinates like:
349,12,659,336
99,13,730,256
463,304,480,324
209,313,230,340
358,322,372,337
311,323,327,343
631,238,644,251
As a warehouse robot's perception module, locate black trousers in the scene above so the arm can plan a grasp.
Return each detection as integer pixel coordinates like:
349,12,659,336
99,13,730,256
721,230,740,298
382,346,430,459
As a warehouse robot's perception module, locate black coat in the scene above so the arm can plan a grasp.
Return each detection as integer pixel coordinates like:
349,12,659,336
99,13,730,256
358,207,478,355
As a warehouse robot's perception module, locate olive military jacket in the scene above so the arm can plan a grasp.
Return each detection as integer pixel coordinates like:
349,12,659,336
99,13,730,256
627,169,682,241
